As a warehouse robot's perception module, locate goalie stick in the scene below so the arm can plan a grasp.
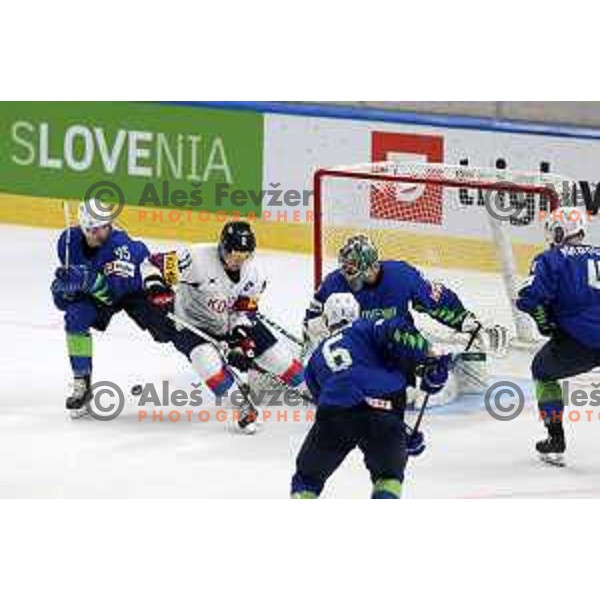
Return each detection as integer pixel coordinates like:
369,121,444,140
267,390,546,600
410,323,482,439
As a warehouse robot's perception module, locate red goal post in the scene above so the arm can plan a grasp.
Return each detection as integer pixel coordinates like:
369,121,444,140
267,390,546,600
312,161,574,343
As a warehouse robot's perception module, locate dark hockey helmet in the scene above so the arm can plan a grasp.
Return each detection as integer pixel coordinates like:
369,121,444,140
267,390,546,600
220,221,256,254
338,234,379,291
219,221,256,271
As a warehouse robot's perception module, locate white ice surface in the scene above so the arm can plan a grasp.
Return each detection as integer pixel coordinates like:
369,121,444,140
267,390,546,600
3,224,600,498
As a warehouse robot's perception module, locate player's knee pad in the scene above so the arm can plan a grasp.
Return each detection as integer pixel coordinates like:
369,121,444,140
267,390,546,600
64,301,99,333
371,478,402,499
190,344,235,397
255,342,304,388
290,472,322,499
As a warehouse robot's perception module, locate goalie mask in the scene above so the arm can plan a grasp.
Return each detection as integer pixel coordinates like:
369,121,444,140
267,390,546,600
544,207,587,247
338,235,380,292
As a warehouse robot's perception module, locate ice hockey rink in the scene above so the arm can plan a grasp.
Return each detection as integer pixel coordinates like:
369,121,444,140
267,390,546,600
4,222,600,499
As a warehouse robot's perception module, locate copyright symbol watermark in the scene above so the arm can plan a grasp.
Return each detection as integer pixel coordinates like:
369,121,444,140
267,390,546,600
83,181,125,222
484,381,525,422
483,184,528,223
87,381,125,421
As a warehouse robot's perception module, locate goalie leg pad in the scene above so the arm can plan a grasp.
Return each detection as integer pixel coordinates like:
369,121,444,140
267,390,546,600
453,351,488,394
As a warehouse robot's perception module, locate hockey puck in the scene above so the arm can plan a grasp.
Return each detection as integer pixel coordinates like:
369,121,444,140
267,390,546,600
131,384,143,396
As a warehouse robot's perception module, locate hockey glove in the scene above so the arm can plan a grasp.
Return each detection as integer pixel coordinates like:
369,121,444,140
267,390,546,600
144,274,175,310
148,249,192,286
420,354,452,395
141,256,175,310
147,286,175,310
226,325,257,372
406,428,426,457
52,265,111,305
52,265,95,295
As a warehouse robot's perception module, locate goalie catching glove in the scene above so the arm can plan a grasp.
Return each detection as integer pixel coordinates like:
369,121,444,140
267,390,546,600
460,313,509,354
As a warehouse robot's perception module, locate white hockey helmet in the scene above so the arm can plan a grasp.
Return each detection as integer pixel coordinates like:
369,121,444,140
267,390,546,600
544,206,587,246
78,199,114,232
323,293,360,331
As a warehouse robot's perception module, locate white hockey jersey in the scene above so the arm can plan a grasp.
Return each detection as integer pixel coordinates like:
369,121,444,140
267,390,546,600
175,244,266,337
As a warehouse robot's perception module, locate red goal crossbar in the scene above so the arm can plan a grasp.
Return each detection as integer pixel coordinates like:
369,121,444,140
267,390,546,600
312,166,562,289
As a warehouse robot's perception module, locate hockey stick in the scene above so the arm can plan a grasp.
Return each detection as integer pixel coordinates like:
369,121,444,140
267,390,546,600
411,323,482,437
63,201,71,269
256,311,303,349
178,285,304,350
166,312,259,417
168,312,312,406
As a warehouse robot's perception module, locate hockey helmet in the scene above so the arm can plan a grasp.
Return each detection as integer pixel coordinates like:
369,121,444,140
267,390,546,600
219,221,256,270
78,199,115,231
78,200,114,247
544,206,587,246
323,293,360,331
338,234,379,291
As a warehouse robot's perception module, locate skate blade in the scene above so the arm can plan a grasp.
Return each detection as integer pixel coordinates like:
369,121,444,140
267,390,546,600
226,420,260,435
68,407,90,420
539,453,566,467
228,413,261,435
237,422,257,435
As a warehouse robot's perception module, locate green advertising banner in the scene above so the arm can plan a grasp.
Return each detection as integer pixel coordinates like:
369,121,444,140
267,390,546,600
0,102,263,216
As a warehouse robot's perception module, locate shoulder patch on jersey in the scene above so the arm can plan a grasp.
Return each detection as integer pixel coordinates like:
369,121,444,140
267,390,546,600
427,280,444,302
104,260,135,278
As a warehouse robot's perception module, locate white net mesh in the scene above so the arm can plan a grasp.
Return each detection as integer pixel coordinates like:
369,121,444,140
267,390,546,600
315,161,575,342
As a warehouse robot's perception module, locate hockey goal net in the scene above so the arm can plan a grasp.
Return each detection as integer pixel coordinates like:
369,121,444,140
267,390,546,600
313,161,574,344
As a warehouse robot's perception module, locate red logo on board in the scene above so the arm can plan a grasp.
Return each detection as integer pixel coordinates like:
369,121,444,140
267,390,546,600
371,132,444,225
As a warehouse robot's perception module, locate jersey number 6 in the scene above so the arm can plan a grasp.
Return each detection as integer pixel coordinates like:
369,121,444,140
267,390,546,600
323,333,353,372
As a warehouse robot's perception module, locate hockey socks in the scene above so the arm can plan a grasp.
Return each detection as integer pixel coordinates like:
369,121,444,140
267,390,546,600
66,332,93,376
535,380,564,428
371,478,402,499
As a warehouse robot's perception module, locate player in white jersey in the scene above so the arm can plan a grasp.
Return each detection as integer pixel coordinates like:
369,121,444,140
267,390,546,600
168,222,305,430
